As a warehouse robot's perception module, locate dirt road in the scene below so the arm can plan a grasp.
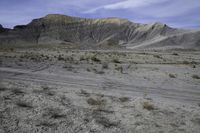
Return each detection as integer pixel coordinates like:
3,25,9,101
1,66,199,104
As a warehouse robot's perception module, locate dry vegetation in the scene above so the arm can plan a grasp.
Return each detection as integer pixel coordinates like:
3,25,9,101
192,74,200,79
143,101,155,110
0,48,200,132
169,73,176,78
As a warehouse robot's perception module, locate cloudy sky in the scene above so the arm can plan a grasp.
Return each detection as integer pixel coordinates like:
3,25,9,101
0,0,200,28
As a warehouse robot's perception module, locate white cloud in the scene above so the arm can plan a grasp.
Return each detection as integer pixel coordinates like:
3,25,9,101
84,0,167,13
84,0,200,18
103,0,166,9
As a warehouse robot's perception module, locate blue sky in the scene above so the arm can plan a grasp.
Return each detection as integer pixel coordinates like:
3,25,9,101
0,0,200,28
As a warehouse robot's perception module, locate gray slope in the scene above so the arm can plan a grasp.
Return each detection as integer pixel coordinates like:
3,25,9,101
0,14,199,50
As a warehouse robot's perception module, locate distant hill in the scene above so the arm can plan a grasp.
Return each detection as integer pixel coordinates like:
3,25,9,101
0,14,200,50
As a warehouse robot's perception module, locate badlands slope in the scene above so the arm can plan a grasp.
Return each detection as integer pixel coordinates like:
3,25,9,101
0,14,199,50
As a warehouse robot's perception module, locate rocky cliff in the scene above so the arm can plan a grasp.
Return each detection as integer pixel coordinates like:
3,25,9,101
0,14,199,50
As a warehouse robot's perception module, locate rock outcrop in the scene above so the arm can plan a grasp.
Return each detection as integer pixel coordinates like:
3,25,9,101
0,24,5,33
0,14,199,50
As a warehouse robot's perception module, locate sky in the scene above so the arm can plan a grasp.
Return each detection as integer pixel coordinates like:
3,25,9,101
0,0,200,28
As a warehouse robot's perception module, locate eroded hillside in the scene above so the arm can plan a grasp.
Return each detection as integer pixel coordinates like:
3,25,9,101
0,14,199,50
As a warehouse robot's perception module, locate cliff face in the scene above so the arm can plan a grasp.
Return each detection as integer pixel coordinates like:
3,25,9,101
0,14,199,50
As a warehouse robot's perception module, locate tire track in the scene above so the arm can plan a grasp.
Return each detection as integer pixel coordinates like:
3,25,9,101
1,67,200,103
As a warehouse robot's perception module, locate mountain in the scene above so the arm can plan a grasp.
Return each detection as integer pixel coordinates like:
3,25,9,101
0,24,6,33
0,14,200,50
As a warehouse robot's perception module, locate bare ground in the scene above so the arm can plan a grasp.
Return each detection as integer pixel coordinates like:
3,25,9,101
0,48,200,133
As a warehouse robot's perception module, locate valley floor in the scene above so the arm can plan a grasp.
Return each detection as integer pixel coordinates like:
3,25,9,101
0,48,200,133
